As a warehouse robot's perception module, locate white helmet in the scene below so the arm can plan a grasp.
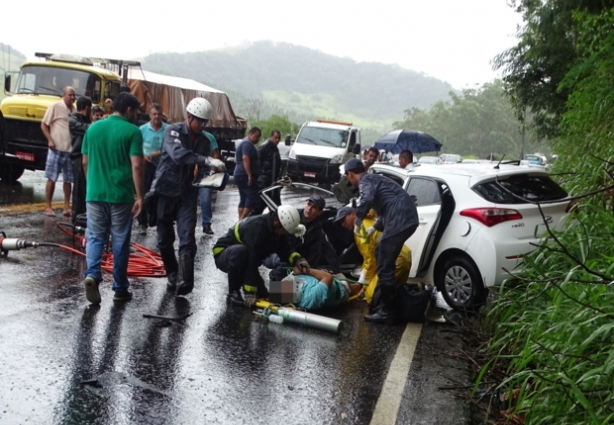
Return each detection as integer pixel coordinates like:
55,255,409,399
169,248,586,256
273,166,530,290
277,205,306,237
186,98,213,120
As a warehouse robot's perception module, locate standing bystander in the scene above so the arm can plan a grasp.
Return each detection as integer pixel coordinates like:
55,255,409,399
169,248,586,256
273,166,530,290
363,146,380,172
137,104,167,234
253,129,282,214
91,106,105,122
68,96,92,223
398,150,416,170
199,130,229,236
234,127,261,219
41,86,76,217
81,93,145,304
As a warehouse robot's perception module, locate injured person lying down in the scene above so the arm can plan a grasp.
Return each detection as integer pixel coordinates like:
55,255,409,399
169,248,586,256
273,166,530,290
269,266,363,311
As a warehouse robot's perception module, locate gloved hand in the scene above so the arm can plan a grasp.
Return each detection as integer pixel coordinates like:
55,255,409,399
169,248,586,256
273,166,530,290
206,157,227,172
364,226,376,239
358,270,368,285
353,224,364,237
295,257,310,274
243,292,257,308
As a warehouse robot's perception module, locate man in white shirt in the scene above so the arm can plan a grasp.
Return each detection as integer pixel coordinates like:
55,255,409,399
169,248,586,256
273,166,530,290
398,150,416,170
41,87,76,217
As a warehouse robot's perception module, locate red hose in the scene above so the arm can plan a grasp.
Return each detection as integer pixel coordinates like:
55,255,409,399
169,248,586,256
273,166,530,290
55,222,167,278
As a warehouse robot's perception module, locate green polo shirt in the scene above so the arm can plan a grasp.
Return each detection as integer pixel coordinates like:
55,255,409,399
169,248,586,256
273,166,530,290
82,115,143,203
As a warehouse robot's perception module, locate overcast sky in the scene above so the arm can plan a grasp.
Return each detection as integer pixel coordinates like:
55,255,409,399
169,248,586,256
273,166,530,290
0,0,522,89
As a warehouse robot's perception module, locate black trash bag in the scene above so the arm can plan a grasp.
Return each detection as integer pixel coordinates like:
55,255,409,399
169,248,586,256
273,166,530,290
394,284,432,323
371,283,432,323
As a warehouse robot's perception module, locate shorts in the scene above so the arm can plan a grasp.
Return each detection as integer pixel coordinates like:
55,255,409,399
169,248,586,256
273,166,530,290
234,174,260,208
339,280,350,303
44,149,74,183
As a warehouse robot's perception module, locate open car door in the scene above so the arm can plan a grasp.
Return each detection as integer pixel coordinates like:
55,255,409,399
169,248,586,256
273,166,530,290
403,177,444,277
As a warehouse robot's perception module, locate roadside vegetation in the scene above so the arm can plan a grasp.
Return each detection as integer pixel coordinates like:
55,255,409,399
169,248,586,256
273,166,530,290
473,2,614,423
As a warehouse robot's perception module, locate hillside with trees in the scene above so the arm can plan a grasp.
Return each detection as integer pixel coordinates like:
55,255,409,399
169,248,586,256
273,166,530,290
142,41,455,133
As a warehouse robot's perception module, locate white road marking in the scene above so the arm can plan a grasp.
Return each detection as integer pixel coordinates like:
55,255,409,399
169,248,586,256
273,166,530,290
370,323,423,425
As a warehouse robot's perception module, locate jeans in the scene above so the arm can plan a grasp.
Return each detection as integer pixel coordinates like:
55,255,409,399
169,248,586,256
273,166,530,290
85,201,134,292
199,172,229,226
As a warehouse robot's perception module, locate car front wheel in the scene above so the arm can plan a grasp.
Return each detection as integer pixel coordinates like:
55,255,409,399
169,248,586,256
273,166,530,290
436,256,487,310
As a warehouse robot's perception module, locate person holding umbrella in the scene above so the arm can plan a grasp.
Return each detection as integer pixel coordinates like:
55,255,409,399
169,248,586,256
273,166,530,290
343,158,419,324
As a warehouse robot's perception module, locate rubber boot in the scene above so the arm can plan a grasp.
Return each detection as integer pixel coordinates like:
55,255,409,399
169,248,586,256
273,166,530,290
175,253,195,296
226,266,244,307
364,286,396,324
160,247,178,291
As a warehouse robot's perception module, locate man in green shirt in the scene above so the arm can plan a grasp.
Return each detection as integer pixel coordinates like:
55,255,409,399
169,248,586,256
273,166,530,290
81,93,144,304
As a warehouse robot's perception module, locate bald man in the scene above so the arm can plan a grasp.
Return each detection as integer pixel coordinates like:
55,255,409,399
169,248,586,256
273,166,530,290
41,86,76,217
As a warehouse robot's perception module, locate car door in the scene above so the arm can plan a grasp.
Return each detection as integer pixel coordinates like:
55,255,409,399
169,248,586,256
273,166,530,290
404,177,443,277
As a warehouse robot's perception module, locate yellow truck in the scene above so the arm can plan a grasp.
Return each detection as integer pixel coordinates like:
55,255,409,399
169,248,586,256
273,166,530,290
1,53,246,182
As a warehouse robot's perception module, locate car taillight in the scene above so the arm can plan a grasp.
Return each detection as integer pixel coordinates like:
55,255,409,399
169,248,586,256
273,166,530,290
460,208,523,227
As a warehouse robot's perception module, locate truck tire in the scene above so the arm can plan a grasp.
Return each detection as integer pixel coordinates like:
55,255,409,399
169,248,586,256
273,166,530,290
0,164,25,183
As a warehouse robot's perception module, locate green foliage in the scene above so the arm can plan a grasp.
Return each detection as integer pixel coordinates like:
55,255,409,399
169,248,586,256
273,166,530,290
482,206,614,424
249,115,300,141
393,80,545,158
141,41,456,134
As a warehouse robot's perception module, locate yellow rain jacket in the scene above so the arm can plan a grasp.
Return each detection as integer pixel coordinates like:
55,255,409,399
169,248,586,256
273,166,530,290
355,211,412,304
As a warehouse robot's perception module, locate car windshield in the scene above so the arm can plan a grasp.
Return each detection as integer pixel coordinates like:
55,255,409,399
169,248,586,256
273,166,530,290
15,65,102,103
295,126,349,148
473,174,568,204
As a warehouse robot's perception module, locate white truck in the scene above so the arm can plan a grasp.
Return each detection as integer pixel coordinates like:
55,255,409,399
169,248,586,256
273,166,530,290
285,119,361,186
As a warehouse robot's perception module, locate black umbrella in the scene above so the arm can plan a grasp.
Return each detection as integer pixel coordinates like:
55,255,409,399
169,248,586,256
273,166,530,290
374,129,442,154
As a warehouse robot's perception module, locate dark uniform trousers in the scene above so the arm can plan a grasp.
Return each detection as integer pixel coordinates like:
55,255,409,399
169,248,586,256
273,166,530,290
156,191,199,273
376,224,418,288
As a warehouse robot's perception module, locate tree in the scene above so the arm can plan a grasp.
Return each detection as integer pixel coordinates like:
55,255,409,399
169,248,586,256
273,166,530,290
250,115,300,142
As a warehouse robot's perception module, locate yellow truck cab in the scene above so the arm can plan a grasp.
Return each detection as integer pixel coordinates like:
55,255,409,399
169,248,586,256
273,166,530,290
0,53,122,182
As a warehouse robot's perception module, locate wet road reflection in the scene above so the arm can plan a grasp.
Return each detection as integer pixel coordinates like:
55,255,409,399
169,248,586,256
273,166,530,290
0,175,472,424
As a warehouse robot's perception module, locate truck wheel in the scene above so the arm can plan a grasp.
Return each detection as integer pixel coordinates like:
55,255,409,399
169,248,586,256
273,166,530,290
435,255,487,310
0,164,25,183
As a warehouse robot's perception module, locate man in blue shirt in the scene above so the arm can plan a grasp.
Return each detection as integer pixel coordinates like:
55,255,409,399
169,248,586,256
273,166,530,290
137,104,167,234
234,127,261,220
199,131,229,236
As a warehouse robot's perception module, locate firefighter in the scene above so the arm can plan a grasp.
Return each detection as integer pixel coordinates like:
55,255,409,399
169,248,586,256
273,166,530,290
150,98,225,296
212,205,310,307
343,158,418,323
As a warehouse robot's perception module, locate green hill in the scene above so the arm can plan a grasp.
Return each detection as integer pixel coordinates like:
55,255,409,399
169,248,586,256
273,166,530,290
142,41,455,132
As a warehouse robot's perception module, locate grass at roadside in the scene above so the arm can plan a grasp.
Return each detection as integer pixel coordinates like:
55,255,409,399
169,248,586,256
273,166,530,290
475,205,614,424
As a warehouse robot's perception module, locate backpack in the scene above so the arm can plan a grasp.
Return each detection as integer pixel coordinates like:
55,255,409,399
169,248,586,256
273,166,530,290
371,284,432,323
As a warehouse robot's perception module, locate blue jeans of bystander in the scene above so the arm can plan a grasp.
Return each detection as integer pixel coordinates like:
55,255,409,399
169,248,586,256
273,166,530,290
85,201,134,292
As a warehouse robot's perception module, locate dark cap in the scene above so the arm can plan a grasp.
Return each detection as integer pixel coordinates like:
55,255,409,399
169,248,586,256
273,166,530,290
344,158,365,174
334,206,355,223
307,194,326,210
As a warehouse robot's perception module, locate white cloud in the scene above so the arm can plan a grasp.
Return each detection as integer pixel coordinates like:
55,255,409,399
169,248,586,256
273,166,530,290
0,0,522,88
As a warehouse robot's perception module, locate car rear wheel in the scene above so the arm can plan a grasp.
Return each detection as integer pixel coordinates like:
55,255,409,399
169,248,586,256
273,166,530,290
0,164,25,183
436,255,487,310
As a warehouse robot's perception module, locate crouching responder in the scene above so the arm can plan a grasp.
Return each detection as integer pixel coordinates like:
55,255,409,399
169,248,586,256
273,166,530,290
268,194,340,281
150,98,226,296
334,206,412,305
344,158,418,323
279,266,362,311
212,205,309,307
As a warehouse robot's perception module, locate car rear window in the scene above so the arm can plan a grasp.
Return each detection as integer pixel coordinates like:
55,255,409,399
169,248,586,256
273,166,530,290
473,174,568,204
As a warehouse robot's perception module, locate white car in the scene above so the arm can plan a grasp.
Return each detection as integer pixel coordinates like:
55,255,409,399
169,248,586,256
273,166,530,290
368,163,572,309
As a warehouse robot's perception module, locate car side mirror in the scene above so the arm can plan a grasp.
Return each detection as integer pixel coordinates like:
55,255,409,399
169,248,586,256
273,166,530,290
4,74,11,94
353,143,361,155
284,135,292,146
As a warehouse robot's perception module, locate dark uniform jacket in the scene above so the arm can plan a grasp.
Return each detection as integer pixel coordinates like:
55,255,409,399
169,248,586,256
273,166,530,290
356,172,419,237
213,213,301,284
150,122,212,197
69,112,91,159
257,140,281,188
291,210,340,273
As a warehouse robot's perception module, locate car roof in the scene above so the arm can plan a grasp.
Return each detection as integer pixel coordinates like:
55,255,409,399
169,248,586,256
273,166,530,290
369,162,551,185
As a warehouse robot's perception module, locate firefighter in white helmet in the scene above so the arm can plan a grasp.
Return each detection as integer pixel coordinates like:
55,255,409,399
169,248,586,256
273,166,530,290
212,204,309,307
150,97,226,297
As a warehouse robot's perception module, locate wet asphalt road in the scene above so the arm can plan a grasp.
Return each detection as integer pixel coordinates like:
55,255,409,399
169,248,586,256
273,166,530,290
0,172,478,425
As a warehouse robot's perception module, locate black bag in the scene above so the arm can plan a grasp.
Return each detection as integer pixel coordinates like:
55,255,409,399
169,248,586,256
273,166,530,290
394,284,432,323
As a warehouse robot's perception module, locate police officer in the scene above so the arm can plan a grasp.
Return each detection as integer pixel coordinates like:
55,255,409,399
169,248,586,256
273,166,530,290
344,158,419,323
212,205,310,307
150,98,225,296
